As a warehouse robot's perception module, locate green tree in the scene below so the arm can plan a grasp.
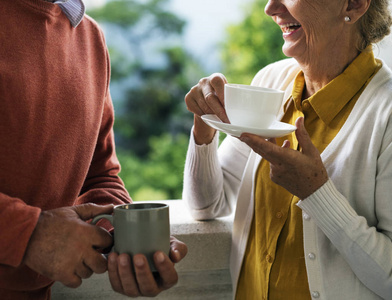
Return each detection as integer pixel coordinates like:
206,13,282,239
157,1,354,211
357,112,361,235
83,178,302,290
88,0,187,81
221,0,286,84
88,0,185,36
117,133,189,200
88,0,203,157
114,46,201,156
88,0,203,200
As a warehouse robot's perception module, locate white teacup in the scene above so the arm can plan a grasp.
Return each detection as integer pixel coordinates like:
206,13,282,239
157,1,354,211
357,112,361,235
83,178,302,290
224,84,284,128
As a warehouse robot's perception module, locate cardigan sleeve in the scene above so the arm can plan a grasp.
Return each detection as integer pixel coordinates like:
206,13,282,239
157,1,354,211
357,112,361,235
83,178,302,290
183,128,251,220
298,124,392,299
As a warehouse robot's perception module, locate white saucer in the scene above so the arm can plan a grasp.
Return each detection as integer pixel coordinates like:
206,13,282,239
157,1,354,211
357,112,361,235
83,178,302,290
201,114,296,138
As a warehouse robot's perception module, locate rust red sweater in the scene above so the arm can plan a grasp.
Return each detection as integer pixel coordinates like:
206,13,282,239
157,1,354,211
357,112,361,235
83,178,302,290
0,0,131,297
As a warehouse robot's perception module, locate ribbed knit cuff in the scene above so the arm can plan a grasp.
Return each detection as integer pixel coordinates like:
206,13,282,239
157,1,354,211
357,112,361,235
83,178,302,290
190,126,220,153
297,179,358,236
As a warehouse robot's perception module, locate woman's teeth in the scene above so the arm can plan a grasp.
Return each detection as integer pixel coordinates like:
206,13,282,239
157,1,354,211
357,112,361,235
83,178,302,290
281,23,302,33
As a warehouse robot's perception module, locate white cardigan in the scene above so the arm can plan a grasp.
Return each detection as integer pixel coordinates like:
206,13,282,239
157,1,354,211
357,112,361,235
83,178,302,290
183,58,392,299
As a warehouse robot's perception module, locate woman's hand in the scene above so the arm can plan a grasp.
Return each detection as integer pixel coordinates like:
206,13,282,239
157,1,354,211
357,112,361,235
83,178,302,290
240,117,329,199
184,73,229,145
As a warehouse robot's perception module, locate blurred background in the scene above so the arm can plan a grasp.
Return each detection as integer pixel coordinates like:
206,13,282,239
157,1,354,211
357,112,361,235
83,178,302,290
84,0,392,201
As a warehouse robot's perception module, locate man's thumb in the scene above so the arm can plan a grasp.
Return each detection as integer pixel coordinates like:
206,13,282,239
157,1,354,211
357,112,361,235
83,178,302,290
73,203,114,221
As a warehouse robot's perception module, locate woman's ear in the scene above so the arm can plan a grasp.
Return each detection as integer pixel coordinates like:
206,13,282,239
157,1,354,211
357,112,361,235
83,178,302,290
346,0,371,22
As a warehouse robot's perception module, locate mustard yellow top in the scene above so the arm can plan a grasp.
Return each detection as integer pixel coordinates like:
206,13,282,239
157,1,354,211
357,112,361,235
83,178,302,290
236,48,380,300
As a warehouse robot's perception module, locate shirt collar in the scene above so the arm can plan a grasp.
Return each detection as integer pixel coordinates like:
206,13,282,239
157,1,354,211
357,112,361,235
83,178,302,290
47,0,85,28
291,46,379,125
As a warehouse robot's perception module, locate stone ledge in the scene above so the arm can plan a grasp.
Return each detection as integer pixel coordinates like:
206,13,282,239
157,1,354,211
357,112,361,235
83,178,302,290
52,200,234,299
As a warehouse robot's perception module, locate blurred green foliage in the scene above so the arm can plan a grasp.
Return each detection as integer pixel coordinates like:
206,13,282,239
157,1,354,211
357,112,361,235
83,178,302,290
221,0,286,84
114,46,203,156
88,0,284,201
117,133,189,200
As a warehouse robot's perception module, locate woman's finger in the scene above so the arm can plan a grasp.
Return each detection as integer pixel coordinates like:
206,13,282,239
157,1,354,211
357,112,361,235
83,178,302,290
201,75,229,122
209,73,228,105
295,117,319,156
187,95,205,116
240,133,286,165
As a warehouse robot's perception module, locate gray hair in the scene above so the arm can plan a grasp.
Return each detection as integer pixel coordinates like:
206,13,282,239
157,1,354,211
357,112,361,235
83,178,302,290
358,0,392,50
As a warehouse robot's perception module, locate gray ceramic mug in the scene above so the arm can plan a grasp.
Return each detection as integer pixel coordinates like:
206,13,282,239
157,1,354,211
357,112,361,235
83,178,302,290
92,203,170,272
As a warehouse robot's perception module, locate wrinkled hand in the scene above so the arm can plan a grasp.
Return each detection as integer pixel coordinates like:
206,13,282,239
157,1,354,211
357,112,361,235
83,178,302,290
240,117,329,199
185,73,228,144
23,203,114,288
185,72,228,122
108,236,188,297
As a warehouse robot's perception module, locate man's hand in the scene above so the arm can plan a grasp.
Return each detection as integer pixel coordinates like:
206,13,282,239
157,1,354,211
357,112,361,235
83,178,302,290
108,236,188,297
240,117,329,199
23,203,114,288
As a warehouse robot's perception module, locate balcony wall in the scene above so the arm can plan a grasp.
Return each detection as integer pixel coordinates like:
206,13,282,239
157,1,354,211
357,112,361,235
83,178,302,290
51,200,234,299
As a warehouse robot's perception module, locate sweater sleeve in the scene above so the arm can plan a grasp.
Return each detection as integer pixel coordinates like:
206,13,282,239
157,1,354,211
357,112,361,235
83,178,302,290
298,127,392,299
183,128,251,220
77,91,131,207
77,34,131,208
0,194,41,267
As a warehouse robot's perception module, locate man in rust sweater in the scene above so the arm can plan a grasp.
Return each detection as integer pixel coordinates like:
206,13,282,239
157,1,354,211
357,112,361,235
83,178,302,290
0,0,187,299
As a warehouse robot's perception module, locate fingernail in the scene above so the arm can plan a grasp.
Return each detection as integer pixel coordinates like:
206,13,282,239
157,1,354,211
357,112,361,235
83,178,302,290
109,255,116,264
120,255,129,267
156,252,165,264
173,249,180,261
134,256,144,268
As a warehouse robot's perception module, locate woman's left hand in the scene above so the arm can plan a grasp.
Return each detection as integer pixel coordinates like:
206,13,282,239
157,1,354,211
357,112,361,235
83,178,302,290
240,117,329,199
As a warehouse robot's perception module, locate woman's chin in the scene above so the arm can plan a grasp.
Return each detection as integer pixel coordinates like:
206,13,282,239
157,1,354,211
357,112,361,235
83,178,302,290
282,43,306,61
282,45,295,59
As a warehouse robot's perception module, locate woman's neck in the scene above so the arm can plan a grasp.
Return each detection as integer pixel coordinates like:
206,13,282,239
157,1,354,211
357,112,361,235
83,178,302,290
298,44,360,100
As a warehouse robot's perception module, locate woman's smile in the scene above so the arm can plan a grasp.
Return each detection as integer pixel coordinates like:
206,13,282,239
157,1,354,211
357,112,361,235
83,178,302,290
264,0,348,62
280,22,302,38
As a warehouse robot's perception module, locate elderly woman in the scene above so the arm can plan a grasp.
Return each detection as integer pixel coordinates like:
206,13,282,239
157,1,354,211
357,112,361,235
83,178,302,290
183,0,392,299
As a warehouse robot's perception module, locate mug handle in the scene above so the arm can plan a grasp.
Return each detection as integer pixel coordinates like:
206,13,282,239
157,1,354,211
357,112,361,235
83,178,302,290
91,214,113,225
91,215,114,258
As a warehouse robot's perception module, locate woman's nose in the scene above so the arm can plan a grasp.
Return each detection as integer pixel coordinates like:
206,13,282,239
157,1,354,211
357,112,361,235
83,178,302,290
265,0,286,16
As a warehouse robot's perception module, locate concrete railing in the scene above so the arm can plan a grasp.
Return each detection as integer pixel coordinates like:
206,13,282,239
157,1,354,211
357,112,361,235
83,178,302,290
52,200,234,299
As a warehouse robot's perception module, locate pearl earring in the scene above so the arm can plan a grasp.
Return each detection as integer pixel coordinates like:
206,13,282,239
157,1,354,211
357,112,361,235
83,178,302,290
344,16,351,22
